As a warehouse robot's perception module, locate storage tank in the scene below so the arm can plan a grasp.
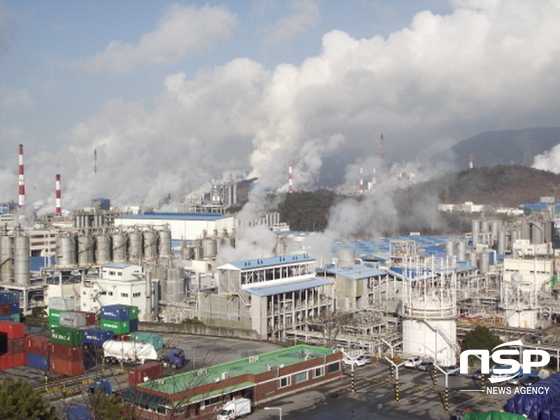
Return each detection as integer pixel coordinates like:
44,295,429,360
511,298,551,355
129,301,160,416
128,230,142,260
193,243,202,260
445,240,455,258
338,248,356,268
158,230,172,257
471,220,480,247
95,234,112,264
468,251,478,267
77,234,95,265
13,234,29,286
143,230,157,258
165,267,185,302
181,244,194,260
531,222,544,245
521,221,531,240
478,251,490,274
112,232,126,262
202,238,217,259
457,240,467,262
497,230,506,255
0,235,13,283
56,234,76,267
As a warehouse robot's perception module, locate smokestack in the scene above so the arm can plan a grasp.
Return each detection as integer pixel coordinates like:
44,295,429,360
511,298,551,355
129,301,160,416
469,154,474,169
288,162,293,193
55,174,62,216
94,149,97,174
359,165,364,194
18,144,25,210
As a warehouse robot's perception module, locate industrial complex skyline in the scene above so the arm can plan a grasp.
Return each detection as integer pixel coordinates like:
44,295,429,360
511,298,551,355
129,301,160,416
3,1,560,212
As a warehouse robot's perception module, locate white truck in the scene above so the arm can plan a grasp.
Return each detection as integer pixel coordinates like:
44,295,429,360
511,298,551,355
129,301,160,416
216,398,251,420
102,340,186,368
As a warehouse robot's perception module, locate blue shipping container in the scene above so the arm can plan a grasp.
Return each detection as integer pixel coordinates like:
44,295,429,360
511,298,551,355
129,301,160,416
27,352,49,371
9,303,19,314
100,305,130,321
82,328,113,345
129,318,139,332
0,291,18,305
65,406,92,420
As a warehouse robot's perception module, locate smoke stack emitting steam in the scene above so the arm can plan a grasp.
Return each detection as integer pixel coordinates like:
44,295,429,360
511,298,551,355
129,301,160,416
359,165,364,194
288,162,293,193
55,174,62,216
18,144,25,210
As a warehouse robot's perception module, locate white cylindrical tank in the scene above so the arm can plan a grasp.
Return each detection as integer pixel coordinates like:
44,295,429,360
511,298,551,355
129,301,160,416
128,231,142,260
77,234,94,265
0,235,13,283
338,248,356,267
479,251,490,273
445,240,455,259
13,234,29,286
95,234,112,264
112,232,126,262
471,220,480,247
480,220,489,233
402,299,457,366
457,240,467,262
202,238,217,259
165,267,185,302
56,234,76,267
531,222,544,245
505,308,536,329
143,230,158,258
468,251,478,268
158,230,172,257
497,231,506,255
193,243,202,260
521,222,531,240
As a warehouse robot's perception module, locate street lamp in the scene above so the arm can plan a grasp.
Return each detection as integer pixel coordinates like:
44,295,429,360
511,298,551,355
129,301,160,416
264,406,282,419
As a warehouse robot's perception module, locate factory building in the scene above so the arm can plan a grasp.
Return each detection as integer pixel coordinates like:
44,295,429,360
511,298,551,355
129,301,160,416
196,254,334,339
128,344,342,420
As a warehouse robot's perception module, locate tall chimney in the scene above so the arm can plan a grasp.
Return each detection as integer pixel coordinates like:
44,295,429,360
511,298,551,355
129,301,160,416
288,162,293,193
359,165,364,194
18,144,25,210
469,154,474,169
55,174,62,216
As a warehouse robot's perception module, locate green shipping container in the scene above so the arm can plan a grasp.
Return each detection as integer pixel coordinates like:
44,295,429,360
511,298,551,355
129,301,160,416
120,305,139,320
10,313,20,322
48,309,66,326
130,332,164,350
100,319,130,334
50,326,84,346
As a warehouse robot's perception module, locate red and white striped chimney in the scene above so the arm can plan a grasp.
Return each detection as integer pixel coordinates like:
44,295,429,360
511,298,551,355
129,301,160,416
55,174,62,216
359,165,364,194
288,162,293,193
18,144,25,210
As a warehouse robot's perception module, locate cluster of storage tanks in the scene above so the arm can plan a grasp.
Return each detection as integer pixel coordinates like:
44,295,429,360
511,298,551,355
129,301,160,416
55,227,172,267
180,230,234,260
0,231,30,286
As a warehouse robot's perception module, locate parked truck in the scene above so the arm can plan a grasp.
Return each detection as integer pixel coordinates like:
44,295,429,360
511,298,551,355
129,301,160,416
102,340,186,368
216,398,251,420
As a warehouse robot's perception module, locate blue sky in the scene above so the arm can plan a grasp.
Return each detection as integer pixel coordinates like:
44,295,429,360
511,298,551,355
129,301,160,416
1,0,560,212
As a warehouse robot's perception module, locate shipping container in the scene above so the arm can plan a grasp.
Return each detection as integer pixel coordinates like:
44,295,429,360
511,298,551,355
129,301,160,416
9,303,19,314
27,352,50,371
50,326,84,346
50,357,84,376
0,304,11,316
130,332,164,350
0,353,13,370
75,311,96,326
65,405,92,420
25,335,51,356
0,291,18,305
12,352,25,367
59,312,87,328
100,319,130,335
100,305,130,321
6,337,24,354
129,318,139,332
128,361,164,386
0,320,24,338
49,342,84,361
119,305,139,320
113,333,131,341
48,309,66,326
82,328,113,346
49,297,75,311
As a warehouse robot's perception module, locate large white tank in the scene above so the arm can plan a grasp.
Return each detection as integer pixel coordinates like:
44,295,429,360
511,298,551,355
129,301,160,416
77,234,94,265
497,230,506,255
56,234,76,267
471,220,480,247
531,222,543,245
95,234,112,264
445,240,455,259
479,251,490,273
402,316,457,366
13,234,29,286
504,308,536,329
143,230,158,258
338,248,356,267
112,232,126,262
158,230,172,257
457,240,467,262
102,340,158,364
165,267,185,302
0,235,13,283
202,238,217,258
128,231,142,260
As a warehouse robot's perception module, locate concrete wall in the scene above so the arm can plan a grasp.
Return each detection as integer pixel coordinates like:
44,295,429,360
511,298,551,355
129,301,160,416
139,321,260,340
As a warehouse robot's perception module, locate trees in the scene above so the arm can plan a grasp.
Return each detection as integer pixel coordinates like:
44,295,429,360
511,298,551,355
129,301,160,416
0,377,59,420
461,325,503,366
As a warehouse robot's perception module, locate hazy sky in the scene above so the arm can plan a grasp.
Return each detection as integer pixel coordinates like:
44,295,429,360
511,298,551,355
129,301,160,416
2,0,560,212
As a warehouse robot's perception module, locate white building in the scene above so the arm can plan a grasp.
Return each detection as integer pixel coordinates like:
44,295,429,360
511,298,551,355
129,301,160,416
80,263,152,319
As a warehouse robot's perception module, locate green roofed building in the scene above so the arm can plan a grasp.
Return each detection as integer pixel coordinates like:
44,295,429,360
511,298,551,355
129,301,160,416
126,344,342,419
